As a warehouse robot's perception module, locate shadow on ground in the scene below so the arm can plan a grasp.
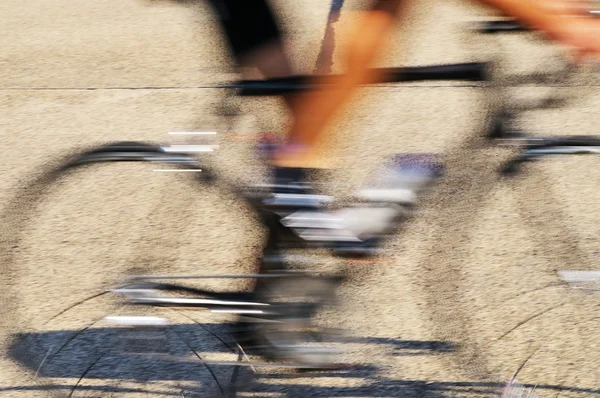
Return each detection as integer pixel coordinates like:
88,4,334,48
4,323,475,397
7,324,600,397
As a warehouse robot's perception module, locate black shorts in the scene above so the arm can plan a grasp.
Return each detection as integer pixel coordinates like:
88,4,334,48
207,0,283,61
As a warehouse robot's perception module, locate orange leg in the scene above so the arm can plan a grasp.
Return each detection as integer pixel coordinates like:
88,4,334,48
273,0,408,168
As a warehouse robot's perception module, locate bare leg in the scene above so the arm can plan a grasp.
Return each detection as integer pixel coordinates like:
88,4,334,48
271,0,600,169
272,0,409,169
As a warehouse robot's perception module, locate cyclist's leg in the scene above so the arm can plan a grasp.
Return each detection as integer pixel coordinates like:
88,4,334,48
273,0,410,169
271,0,600,170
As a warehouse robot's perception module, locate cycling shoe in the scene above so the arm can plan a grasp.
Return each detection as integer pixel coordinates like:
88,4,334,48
245,153,443,255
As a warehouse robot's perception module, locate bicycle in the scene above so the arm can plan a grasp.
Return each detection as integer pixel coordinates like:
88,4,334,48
3,63,486,397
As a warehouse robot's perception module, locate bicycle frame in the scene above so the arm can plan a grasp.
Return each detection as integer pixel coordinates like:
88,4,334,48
70,61,491,316
5,62,496,381
474,19,600,174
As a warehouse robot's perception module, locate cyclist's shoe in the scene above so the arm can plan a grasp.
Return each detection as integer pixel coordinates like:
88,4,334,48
254,139,317,194
246,154,443,254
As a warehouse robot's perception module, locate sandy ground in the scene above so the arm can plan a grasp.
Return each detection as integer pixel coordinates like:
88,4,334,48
3,0,600,396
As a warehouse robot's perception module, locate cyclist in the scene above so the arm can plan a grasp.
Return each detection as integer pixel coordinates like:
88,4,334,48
270,0,600,183
203,0,600,359
200,1,600,189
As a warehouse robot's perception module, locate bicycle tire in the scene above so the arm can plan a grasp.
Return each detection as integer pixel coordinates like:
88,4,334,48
1,143,250,398
418,25,600,392
412,135,600,397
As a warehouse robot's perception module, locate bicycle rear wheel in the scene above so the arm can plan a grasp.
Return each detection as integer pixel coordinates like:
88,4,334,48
2,142,255,397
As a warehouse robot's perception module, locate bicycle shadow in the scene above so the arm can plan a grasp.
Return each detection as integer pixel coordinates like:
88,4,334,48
6,323,460,397
8,325,600,397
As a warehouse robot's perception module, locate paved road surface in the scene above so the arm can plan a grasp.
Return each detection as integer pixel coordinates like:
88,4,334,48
3,0,600,396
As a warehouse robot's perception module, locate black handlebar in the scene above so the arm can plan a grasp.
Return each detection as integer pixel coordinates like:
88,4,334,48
478,20,528,34
235,62,488,97
391,63,487,82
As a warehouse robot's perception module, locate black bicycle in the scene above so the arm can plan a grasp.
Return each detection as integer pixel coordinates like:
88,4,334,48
3,62,485,397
